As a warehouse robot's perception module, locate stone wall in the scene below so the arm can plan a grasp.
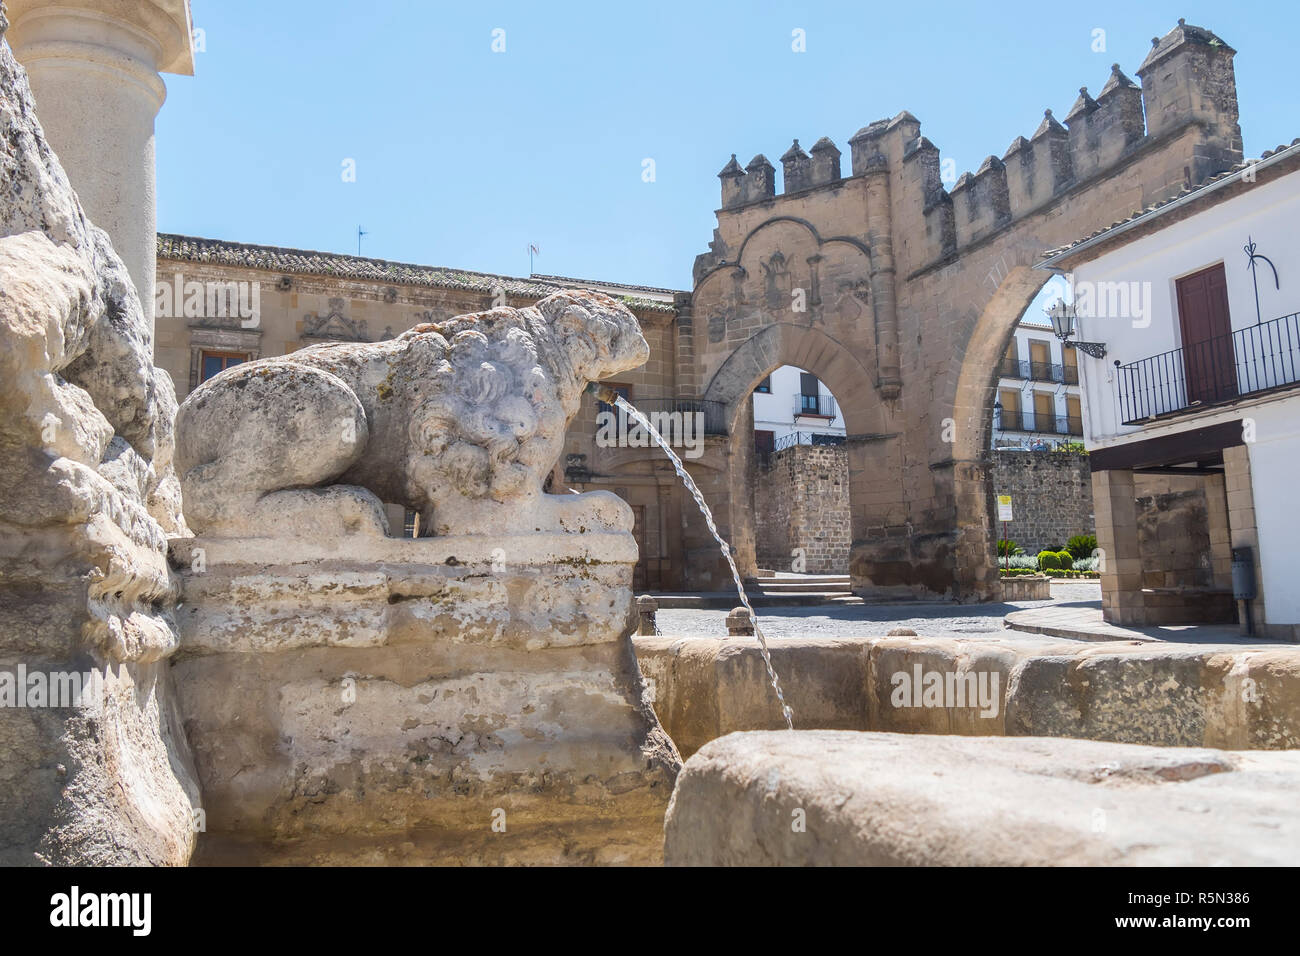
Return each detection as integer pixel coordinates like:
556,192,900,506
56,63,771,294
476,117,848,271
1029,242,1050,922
634,634,1300,759
990,450,1093,553
1135,477,1213,588
754,443,850,574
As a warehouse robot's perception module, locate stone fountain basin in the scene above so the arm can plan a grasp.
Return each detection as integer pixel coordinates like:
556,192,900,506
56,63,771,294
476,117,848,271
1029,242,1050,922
168,532,678,865
635,634,1300,757
665,730,1300,865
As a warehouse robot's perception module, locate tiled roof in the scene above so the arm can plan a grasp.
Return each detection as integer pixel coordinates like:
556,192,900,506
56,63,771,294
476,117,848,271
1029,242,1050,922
1040,140,1300,263
528,273,682,298
155,234,676,312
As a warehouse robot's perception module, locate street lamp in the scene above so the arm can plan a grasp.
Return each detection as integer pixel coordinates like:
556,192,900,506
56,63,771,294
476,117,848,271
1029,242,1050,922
1046,299,1107,359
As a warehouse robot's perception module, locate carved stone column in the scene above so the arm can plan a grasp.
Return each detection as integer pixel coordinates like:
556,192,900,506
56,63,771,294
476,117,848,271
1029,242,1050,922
6,0,195,349
673,291,695,399
862,155,902,398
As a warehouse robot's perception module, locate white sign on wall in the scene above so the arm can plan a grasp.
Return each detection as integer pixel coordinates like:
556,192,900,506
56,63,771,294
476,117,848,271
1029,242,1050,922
996,495,1014,522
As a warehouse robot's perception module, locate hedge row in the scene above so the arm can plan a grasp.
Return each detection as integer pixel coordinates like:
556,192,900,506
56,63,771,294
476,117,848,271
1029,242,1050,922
998,568,1100,579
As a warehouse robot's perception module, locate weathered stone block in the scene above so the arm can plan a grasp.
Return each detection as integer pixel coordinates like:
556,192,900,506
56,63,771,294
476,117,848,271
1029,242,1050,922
664,731,1300,865
0,19,197,865
171,531,679,865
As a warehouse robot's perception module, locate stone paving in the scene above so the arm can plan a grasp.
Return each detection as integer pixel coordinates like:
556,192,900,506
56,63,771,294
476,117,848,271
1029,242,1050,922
655,581,1102,642
1006,601,1290,646
655,579,1298,648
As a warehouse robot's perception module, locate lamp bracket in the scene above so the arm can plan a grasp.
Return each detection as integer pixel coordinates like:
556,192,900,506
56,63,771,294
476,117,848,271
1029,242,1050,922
1063,340,1107,359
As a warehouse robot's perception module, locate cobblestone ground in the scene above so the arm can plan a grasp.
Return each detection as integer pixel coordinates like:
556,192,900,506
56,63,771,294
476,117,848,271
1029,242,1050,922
656,580,1101,641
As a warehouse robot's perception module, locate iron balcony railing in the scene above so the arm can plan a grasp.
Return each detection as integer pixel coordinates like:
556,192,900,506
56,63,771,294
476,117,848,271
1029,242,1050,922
1029,360,1057,382
998,357,1078,385
1054,415,1084,436
596,397,729,436
793,393,838,421
773,430,846,452
998,357,1028,379
1116,311,1300,425
996,410,1082,436
997,408,1027,432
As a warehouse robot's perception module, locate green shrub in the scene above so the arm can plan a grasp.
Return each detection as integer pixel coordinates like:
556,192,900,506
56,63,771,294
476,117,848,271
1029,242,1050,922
999,566,1102,578
1066,534,1097,561
997,539,1024,557
1073,556,1097,572
1055,550,1073,570
1037,550,1061,570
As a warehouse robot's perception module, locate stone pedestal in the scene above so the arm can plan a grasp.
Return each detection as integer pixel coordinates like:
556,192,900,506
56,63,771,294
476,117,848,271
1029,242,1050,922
5,0,194,343
169,531,680,865
999,573,1051,600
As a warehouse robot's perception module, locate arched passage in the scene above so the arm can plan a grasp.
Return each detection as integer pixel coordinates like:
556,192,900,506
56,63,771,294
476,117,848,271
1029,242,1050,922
680,321,881,589
704,321,881,435
948,266,1054,598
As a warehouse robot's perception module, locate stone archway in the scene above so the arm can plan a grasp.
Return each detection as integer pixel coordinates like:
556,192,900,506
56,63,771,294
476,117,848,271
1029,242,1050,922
703,322,881,434
674,20,1243,598
947,267,1054,599
685,322,881,588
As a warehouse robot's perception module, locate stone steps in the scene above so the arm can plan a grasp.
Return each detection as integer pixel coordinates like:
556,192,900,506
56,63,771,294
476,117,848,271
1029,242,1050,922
749,575,851,592
650,590,863,609
747,574,855,604
648,574,864,609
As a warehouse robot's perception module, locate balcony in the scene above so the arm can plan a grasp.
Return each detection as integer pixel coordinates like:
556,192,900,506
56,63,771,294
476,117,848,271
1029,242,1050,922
995,410,1081,436
596,397,729,436
1029,360,1058,382
998,357,1078,385
774,430,846,452
1054,415,1084,436
1115,311,1300,425
793,393,838,423
997,408,1030,432
998,357,1029,379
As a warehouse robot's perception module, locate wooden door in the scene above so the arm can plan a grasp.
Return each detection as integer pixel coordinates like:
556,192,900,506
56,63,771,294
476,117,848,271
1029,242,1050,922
1033,392,1055,433
1066,396,1082,435
1002,340,1020,378
1062,345,1078,384
799,372,820,413
1175,264,1236,404
999,389,1021,431
1029,340,1051,381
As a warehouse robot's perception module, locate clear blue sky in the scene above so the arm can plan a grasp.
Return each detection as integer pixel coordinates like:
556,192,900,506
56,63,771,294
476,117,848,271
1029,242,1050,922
156,1,1297,291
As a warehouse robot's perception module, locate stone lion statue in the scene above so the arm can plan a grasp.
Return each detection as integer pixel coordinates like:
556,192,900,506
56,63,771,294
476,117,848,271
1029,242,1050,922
174,290,650,537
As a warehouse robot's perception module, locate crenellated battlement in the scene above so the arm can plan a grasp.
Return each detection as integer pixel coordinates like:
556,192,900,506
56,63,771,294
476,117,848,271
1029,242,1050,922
719,140,843,209
710,19,1243,266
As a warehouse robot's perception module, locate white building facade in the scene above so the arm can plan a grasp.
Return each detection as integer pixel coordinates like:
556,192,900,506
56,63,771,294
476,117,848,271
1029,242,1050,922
751,365,845,453
1040,143,1300,638
992,297,1085,451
